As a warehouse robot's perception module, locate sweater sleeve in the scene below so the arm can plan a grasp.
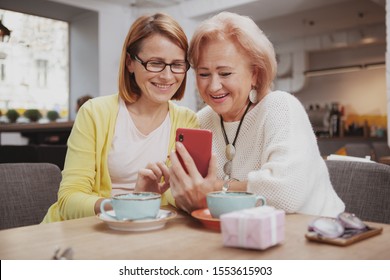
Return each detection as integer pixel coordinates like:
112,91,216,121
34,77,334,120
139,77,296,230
56,103,102,220
247,94,322,213
42,95,118,222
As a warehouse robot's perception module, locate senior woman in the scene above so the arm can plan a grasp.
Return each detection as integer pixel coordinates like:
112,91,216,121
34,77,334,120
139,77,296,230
169,12,345,217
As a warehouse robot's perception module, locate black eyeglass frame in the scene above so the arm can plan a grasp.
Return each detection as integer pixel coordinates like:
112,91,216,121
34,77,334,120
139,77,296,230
131,54,190,74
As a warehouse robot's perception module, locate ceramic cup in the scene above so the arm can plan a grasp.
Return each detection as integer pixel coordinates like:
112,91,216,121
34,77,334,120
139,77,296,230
206,191,266,218
100,192,161,221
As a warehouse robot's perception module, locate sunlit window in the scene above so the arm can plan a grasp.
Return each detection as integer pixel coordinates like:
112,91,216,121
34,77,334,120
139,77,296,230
0,9,69,121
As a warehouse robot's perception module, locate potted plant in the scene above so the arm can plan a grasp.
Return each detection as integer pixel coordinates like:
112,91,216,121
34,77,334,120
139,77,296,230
47,110,60,122
6,109,20,123
24,109,42,122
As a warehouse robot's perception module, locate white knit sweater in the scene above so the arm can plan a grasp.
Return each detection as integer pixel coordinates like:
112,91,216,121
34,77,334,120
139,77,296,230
198,90,345,217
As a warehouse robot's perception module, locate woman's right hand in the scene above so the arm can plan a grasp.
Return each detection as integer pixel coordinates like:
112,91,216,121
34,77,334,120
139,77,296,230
169,141,221,213
134,161,170,194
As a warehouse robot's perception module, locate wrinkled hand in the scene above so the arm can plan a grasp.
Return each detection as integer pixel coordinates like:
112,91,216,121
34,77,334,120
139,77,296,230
169,141,220,213
135,161,170,194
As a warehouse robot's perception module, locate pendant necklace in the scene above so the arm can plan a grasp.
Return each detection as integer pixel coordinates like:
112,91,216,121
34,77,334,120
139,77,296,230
220,101,252,180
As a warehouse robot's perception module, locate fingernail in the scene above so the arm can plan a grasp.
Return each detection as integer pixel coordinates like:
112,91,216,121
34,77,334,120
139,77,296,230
176,142,183,149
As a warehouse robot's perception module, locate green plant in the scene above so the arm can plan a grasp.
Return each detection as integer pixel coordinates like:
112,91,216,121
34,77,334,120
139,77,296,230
47,110,60,122
24,109,42,122
6,109,20,123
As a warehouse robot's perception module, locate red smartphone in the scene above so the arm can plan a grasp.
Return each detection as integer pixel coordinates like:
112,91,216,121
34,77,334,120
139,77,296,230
175,128,212,178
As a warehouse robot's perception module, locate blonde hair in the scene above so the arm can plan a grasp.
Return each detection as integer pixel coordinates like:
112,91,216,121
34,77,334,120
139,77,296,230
118,13,189,103
189,12,277,99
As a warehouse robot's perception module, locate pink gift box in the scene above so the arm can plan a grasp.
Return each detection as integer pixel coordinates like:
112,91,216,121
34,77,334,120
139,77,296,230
220,206,285,250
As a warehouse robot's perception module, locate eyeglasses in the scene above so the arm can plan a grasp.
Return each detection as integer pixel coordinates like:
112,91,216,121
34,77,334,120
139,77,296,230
132,54,189,74
308,212,368,238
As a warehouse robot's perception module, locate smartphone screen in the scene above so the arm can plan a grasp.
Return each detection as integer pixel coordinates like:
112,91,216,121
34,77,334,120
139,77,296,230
175,128,212,178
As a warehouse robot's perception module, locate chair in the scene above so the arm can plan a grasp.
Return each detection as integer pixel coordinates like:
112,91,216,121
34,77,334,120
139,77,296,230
0,163,61,230
325,160,390,224
372,142,390,161
344,143,373,159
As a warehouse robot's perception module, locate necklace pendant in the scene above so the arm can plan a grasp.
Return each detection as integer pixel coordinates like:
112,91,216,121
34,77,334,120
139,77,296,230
223,161,232,176
225,144,236,161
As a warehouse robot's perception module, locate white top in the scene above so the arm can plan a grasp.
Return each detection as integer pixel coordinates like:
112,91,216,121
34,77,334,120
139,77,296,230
108,98,170,195
198,90,345,217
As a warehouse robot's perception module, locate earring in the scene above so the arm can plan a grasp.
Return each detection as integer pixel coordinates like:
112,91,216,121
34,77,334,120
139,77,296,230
249,88,258,104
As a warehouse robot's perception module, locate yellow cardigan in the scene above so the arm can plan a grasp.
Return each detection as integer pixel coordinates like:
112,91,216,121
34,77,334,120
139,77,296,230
43,94,199,222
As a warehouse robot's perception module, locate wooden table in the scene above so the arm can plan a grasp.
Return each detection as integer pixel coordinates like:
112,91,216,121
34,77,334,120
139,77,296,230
0,210,389,260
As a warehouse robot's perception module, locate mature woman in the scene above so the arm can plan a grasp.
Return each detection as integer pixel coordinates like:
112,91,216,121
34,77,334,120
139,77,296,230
43,13,198,222
169,12,345,217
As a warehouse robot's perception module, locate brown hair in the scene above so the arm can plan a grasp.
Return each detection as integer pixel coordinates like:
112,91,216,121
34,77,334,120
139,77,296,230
118,13,189,103
189,12,277,99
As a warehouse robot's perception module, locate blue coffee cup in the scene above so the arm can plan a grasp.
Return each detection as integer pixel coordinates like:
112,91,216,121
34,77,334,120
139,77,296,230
100,192,161,220
206,191,266,218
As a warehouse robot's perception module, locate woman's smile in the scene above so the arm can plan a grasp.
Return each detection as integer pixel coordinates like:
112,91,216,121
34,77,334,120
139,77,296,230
211,93,229,99
152,82,174,90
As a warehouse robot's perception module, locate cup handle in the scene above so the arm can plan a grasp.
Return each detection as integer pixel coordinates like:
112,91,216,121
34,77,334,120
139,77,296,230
255,195,266,207
100,199,116,219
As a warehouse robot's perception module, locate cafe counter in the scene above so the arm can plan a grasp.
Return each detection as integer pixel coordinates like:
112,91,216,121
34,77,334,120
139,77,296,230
0,121,73,145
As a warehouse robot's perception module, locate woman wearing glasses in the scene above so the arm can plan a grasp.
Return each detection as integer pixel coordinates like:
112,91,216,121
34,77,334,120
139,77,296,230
169,12,345,217
43,13,198,222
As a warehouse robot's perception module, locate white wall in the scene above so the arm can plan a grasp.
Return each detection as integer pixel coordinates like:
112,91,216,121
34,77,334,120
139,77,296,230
70,12,99,120
97,6,134,99
296,44,386,116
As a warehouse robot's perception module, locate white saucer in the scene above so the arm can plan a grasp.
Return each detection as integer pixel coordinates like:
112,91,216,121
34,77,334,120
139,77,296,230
97,209,177,232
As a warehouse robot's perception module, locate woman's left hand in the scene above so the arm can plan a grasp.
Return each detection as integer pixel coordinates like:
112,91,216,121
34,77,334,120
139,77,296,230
135,161,170,194
169,141,221,213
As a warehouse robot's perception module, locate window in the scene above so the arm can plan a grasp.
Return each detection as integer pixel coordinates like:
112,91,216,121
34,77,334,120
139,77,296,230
0,9,69,120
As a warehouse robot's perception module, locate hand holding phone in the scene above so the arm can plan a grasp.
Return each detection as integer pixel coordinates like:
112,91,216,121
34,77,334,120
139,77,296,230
175,128,212,178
